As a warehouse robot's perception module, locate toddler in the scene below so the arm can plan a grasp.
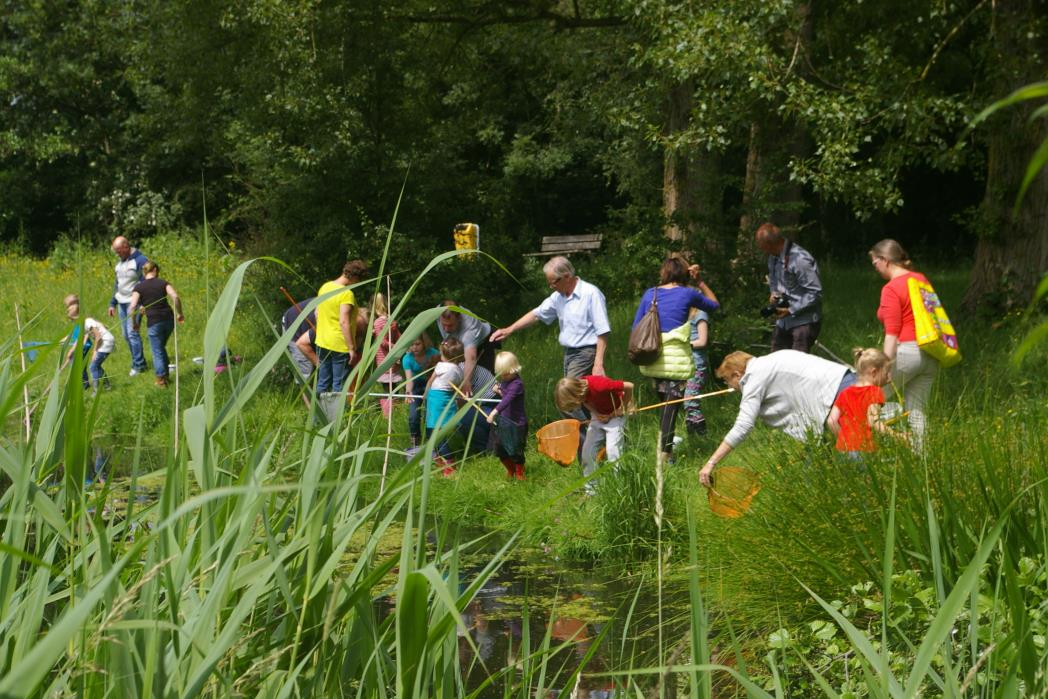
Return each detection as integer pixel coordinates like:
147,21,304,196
555,374,633,492
486,351,528,480
827,348,896,458
423,338,463,475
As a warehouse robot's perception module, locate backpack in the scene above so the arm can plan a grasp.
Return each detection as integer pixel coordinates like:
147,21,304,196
628,288,662,365
908,276,961,368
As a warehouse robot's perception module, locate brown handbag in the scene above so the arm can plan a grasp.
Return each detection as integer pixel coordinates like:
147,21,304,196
628,287,661,365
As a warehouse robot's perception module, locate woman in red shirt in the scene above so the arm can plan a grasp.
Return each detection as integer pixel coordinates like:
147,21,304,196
869,239,937,445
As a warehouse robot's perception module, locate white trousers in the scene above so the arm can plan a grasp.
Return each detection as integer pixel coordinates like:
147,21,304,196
894,342,937,444
581,416,626,478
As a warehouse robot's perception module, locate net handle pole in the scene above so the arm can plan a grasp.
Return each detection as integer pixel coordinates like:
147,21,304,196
449,382,492,420
279,287,317,332
634,387,735,413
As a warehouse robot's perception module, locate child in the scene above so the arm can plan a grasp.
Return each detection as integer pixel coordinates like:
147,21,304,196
370,293,402,418
441,336,496,456
555,374,634,491
683,304,711,436
64,294,116,391
423,338,463,475
486,351,528,480
402,332,439,448
827,348,895,458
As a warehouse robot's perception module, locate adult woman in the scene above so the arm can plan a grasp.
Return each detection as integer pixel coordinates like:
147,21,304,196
632,256,719,465
698,350,853,486
869,239,937,444
129,261,184,387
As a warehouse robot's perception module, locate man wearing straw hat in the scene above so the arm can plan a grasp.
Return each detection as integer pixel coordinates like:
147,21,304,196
698,349,855,487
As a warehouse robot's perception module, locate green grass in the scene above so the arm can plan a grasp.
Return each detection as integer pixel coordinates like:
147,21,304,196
1,232,1047,695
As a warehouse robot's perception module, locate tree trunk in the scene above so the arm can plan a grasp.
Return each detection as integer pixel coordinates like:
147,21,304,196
662,79,693,241
963,0,1048,311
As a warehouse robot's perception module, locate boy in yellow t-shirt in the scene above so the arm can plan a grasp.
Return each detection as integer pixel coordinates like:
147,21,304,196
314,260,368,393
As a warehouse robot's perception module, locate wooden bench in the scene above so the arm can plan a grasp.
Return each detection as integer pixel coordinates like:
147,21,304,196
524,233,603,257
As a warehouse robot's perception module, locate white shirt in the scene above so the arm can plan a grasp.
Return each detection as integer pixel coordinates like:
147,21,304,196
723,350,849,447
431,361,463,392
85,317,116,353
113,249,146,304
533,278,611,349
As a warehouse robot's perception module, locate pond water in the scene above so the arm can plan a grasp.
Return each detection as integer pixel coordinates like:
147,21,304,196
452,546,691,698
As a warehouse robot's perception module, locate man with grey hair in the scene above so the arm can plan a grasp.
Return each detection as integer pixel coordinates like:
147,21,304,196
491,256,611,378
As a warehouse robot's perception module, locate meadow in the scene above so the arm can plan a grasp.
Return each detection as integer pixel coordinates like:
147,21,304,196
0,231,1046,696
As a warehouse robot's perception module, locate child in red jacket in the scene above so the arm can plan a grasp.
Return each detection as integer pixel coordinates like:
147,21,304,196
827,348,900,459
555,374,634,494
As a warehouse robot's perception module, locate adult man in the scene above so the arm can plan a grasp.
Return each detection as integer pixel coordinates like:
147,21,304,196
107,236,149,375
491,256,610,378
755,222,823,353
698,349,854,487
436,301,497,397
281,297,317,379
314,260,367,393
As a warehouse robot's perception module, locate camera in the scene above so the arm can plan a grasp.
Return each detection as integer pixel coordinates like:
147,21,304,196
760,295,790,318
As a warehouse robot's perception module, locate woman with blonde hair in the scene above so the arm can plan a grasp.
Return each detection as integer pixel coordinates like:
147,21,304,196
698,349,854,487
869,239,938,445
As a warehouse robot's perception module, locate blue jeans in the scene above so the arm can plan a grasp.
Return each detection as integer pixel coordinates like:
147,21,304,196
147,319,174,377
88,351,110,388
457,406,492,456
117,302,148,371
408,380,425,444
317,348,350,393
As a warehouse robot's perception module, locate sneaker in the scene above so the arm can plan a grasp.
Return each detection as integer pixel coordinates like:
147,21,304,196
672,435,685,447
441,465,456,478
129,368,141,377
154,375,169,388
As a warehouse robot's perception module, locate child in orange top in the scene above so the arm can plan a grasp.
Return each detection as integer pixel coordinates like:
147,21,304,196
827,348,894,457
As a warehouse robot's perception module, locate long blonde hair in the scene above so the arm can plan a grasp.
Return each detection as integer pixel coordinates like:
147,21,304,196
371,292,389,317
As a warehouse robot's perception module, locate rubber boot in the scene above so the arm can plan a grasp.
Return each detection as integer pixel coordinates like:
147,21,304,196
514,463,526,481
500,457,516,479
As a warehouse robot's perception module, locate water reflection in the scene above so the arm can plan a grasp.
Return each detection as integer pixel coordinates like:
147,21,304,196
455,555,669,698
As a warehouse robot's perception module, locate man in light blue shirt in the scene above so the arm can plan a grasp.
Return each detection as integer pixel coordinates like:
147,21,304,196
491,256,611,378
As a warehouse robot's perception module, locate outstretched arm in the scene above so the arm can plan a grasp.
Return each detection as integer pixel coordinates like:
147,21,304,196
699,441,735,487
490,311,540,342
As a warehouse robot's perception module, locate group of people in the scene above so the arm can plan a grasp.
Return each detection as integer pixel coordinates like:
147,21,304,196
278,224,943,492
85,222,940,493
62,236,184,390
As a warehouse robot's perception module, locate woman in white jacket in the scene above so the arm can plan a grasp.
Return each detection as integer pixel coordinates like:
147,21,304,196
698,350,854,487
